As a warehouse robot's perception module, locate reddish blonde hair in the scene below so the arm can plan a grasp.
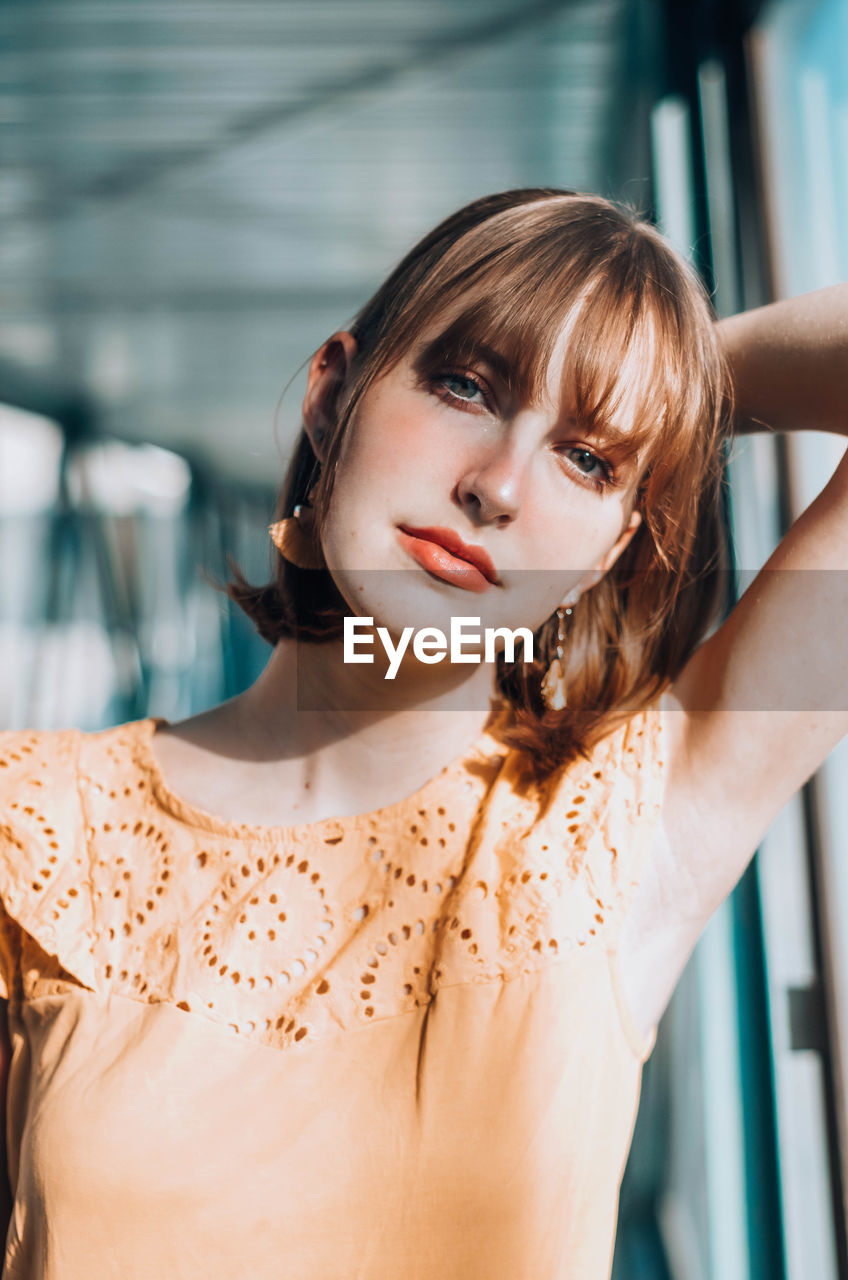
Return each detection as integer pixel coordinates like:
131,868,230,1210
228,189,732,778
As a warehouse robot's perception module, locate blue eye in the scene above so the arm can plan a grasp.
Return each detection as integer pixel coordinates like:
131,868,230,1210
439,373,485,404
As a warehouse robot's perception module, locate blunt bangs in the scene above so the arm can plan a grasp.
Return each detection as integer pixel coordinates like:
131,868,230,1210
349,196,723,510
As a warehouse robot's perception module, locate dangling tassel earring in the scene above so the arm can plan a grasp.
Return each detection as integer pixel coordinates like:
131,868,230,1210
541,596,576,711
269,498,325,570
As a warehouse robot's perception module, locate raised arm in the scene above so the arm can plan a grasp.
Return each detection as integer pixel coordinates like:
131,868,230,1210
668,282,848,868
716,283,848,436
619,284,848,1036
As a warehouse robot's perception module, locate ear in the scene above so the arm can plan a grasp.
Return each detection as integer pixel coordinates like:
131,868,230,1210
577,508,642,593
302,331,358,463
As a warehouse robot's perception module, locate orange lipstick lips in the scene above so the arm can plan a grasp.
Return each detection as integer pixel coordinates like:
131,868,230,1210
396,525,499,593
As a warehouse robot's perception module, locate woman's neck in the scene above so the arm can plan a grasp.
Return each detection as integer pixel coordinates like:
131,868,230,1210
250,632,496,747
218,636,501,821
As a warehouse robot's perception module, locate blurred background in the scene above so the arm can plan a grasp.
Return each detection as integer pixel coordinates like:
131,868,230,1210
2,0,847,1275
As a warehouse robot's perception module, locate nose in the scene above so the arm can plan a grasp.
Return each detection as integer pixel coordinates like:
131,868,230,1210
455,432,530,528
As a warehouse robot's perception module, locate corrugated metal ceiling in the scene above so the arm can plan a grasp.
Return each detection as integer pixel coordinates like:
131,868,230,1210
0,0,651,484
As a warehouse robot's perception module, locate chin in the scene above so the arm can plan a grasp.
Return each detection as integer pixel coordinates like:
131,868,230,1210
329,568,471,636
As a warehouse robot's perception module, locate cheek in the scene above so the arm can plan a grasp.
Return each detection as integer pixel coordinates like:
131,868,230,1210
519,496,623,575
337,387,438,484
321,394,436,562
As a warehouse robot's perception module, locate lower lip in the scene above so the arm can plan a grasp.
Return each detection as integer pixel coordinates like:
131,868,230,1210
396,530,493,593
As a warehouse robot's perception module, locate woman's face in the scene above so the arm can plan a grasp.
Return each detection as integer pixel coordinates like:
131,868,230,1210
305,318,645,650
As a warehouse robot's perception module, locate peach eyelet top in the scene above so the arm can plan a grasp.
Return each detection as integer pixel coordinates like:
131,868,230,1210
0,703,663,1280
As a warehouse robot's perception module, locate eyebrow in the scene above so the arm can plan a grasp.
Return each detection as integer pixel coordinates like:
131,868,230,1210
459,342,514,386
578,419,639,450
413,336,514,386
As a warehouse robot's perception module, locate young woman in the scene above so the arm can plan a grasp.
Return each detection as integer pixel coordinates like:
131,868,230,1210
0,188,845,1279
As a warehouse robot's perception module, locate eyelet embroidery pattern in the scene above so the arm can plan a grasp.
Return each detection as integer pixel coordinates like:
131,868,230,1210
0,709,663,1051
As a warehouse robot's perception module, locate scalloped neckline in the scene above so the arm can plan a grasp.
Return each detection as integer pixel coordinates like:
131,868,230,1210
134,711,509,845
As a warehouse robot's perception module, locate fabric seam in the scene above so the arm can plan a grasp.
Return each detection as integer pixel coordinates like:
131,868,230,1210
605,944,656,1062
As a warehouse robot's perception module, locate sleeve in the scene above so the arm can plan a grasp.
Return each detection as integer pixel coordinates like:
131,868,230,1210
0,728,98,1001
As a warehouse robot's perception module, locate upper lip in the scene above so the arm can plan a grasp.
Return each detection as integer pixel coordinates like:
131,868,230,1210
398,525,500,585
